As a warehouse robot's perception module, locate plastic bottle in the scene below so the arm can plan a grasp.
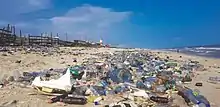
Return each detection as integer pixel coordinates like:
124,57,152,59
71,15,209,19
90,86,100,96
180,89,210,107
196,95,210,107
100,80,108,88
150,96,169,103
60,97,87,105
13,71,21,82
177,90,191,103
136,80,145,89
114,85,127,94
94,97,103,102
155,85,166,93
184,89,200,104
49,94,67,103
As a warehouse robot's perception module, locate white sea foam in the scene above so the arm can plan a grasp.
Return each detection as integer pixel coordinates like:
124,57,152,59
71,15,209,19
195,47,220,50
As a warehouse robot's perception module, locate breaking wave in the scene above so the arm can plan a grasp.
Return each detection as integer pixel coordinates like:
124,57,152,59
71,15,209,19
164,46,220,58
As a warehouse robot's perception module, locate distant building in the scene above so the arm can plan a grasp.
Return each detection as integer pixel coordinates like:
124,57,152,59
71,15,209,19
74,40,88,44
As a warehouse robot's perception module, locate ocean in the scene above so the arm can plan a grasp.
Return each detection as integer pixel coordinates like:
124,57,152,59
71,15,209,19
164,46,220,58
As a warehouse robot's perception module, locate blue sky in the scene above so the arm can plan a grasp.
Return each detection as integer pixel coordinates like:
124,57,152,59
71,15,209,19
0,0,219,48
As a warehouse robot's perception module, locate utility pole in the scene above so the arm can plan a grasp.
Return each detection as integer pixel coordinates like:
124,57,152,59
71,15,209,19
65,33,68,41
65,33,68,46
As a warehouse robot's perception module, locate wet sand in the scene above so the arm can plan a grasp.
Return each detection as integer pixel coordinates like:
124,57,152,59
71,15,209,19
0,47,220,107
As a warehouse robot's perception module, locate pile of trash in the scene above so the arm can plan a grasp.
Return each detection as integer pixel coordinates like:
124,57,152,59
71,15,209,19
0,50,210,107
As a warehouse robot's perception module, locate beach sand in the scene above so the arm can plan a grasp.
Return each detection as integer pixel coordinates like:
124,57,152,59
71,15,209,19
0,47,220,107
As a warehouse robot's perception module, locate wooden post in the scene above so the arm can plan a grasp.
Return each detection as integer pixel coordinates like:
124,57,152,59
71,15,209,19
28,34,30,46
51,32,53,46
20,30,22,46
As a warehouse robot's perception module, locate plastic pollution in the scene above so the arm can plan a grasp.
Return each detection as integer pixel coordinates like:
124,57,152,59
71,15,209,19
114,85,128,94
60,97,87,105
94,96,103,102
178,87,210,107
154,85,166,93
150,96,169,103
72,86,88,96
136,80,145,89
13,71,21,82
195,95,210,107
144,81,153,89
99,80,108,88
132,90,149,99
0,74,9,86
142,77,157,90
87,96,99,103
89,86,106,96
105,101,138,107
208,77,220,84
182,73,192,83
166,62,178,67
195,83,203,86
209,77,220,81
108,68,132,83
7,49,210,106
89,86,100,96
49,94,67,103
32,68,73,92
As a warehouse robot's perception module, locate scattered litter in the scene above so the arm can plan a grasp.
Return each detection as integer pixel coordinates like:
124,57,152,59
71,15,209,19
0,50,212,107
195,83,203,87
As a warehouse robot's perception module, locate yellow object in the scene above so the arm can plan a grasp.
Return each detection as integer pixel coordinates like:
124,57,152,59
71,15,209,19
96,60,104,63
42,87,53,93
34,86,61,96
87,96,99,103
175,67,180,70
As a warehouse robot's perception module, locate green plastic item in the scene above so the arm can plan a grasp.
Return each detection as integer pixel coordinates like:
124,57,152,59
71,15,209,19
69,67,79,75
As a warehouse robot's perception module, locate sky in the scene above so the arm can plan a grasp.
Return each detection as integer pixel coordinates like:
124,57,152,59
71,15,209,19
0,0,219,48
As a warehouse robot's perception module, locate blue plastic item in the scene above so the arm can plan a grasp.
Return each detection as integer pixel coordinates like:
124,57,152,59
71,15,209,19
183,89,210,107
136,80,145,89
109,68,132,83
91,86,106,96
114,85,127,94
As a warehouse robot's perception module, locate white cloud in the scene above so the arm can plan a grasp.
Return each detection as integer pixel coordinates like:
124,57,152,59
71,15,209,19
16,4,132,41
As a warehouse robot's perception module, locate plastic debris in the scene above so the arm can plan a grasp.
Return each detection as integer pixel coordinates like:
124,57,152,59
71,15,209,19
0,49,211,107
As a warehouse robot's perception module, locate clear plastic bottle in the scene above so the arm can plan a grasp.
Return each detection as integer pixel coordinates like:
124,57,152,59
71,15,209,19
13,71,21,82
90,86,100,96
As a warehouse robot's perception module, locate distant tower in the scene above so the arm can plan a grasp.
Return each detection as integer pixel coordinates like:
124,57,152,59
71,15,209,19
99,38,103,46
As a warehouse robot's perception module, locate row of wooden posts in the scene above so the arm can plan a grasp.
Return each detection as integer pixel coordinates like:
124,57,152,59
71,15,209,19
0,24,73,47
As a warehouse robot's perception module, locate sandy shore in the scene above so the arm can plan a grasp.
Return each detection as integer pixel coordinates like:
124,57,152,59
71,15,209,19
0,47,220,107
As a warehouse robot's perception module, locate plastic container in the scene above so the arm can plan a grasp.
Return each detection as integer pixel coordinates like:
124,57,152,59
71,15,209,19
109,68,132,83
196,95,210,107
180,89,210,107
144,81,152,89
155,85,166,93
143,77,156,90
114,85,127,94
90,86,100,96
60,97,87,105
150,96,169,103
136,80,145,89
100,80,108,88
13,71,21,82
183,89,200,104
49,94,67,103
